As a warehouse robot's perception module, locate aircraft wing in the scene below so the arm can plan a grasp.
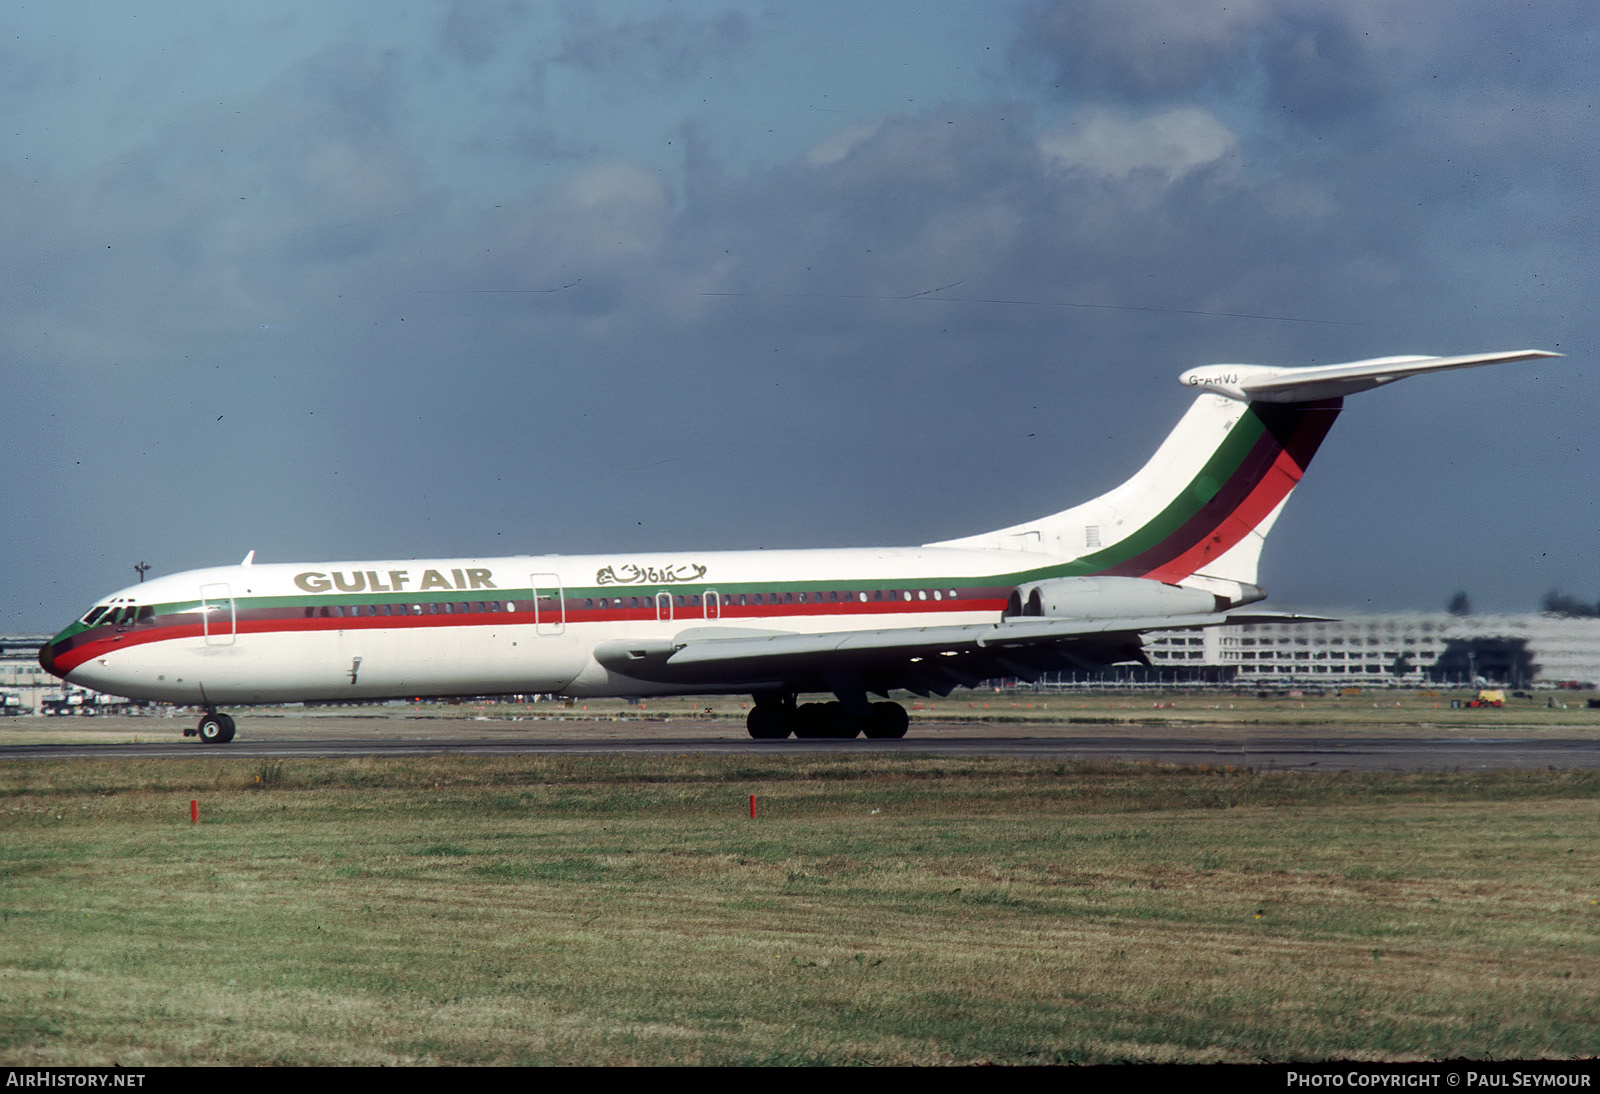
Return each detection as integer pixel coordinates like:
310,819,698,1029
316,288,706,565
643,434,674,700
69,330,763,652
593,612,1326,697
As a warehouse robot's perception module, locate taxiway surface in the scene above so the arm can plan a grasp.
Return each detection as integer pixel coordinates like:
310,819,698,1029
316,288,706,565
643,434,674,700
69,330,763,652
2,715,1595,772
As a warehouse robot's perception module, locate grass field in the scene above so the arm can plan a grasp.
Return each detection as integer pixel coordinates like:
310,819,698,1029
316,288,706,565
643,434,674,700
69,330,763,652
1,754,1596,1065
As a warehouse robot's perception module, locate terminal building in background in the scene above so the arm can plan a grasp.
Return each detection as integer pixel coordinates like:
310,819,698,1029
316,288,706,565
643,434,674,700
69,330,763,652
0,635,56,714
1135,614,1600,689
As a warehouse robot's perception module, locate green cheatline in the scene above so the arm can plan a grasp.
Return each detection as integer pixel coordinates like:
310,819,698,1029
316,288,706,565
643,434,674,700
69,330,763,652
1068,402,1271,574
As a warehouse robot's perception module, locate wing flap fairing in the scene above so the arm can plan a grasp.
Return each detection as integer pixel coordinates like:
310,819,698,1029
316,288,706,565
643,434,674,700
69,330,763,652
591,610,1329,694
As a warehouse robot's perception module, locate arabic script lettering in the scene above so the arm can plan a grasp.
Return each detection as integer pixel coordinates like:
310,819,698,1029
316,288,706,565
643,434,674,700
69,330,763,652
595,562,709,586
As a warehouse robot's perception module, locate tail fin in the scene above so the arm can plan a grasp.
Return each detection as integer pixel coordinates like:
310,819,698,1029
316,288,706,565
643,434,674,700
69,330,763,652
929,349,1558,596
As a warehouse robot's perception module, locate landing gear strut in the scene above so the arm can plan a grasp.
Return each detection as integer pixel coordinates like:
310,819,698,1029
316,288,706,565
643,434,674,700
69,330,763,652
194,711,236,744
745,696,909,740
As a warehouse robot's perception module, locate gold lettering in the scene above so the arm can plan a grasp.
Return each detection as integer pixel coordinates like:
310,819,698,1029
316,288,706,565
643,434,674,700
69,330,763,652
294,572,331,593
419,569,451,590
467,568,496,589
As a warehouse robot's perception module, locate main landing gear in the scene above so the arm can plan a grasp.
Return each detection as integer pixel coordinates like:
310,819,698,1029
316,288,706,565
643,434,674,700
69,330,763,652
185,711,236,744
746,694,909,740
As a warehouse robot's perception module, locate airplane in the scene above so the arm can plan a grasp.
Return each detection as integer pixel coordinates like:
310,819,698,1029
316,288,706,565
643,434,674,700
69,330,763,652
38,348,1559,744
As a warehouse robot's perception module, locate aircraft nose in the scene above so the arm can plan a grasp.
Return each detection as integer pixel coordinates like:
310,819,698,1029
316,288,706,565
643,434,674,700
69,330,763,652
38,641,59,680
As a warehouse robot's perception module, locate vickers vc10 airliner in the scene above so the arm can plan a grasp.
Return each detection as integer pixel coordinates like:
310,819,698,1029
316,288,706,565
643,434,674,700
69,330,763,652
39,349,1558,743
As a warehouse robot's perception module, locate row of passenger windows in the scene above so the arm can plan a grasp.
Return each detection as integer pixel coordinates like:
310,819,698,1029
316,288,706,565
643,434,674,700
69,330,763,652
584,589,963,610
308,588,967,617
305,601,516,619
87,587,971,626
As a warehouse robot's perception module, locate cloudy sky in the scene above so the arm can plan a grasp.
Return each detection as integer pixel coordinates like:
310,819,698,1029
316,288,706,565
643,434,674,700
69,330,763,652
4,1,1594,632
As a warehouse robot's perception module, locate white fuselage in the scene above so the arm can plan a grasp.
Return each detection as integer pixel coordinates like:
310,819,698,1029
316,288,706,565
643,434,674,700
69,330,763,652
47,546,1036,705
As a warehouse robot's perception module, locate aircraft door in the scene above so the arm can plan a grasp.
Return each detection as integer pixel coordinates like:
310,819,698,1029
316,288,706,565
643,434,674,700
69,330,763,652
529,573,565,636
200,582,236,646
655,591,672,621
704,590,720,620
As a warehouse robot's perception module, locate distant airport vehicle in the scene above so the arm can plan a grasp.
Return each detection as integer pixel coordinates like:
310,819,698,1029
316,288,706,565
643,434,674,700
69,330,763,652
39,350,1559,743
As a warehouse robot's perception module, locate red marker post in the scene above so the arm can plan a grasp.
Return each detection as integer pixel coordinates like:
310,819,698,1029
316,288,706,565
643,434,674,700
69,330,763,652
749,795,756,819
190,799,198,824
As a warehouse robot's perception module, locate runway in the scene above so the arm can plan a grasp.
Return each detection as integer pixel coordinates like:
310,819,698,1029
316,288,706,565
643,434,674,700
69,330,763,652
2,719,1596,772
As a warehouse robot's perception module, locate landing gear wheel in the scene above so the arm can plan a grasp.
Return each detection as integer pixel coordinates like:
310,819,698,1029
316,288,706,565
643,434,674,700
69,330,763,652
823,701,862,739
792,703,832,739
746,704,792,740
863,702,909,739
197,712,236,744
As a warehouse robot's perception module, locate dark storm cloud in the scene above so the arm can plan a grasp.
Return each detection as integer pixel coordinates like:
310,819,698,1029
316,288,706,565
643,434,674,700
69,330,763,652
1013,0,1269,101
1013,0,1392,121
4,3,1594,633
441,0,532,67
674,108,1348,347
12,44,432,350
555,4,751,83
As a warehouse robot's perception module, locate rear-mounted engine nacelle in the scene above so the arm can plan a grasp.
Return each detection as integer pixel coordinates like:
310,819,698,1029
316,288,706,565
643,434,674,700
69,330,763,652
1004,576,1221,620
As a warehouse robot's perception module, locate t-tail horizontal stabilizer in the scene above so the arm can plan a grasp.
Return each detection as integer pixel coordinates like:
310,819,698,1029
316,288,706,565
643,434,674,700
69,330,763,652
1180,349,1560,404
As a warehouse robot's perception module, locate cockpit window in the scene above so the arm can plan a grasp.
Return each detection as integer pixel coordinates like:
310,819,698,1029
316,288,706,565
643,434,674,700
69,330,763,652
81,606,109,626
